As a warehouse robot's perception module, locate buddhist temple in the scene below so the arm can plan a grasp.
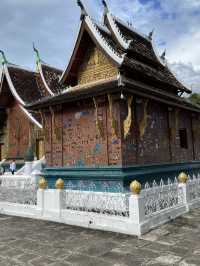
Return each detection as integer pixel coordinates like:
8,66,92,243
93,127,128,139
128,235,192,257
1,1,200,189
0,48,63,169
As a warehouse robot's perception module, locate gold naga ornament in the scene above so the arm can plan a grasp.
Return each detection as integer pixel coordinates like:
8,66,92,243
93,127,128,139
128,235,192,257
123,96,134,139
93,97,104,138
108,94,118,137
139,99,149,139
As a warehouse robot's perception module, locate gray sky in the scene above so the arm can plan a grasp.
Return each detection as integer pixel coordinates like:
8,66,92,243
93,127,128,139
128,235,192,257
1,0,200,92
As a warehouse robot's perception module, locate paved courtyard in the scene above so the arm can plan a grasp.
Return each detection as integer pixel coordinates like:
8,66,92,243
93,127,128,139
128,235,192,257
0,209,200,266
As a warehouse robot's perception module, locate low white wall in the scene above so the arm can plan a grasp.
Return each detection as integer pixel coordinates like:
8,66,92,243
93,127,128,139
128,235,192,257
0,178,200,236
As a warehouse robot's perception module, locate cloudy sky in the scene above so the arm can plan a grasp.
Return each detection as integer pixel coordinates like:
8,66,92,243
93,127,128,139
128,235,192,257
0,0,200,92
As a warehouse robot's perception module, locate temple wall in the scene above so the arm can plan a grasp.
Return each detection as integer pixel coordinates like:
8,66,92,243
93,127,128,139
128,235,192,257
170,109,194,162
44,112,52,166
192,115,200,160
52,109,63,166
121,97,198,165
44,98,122,167
7,102,30,158
121,98,171,165
43,96,200,168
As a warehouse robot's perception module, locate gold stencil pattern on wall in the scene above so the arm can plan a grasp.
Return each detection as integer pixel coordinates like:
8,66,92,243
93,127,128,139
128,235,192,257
78,46,118,85
93,97,104,138
108,94,118,137
124,96,134,139
139,99,149,139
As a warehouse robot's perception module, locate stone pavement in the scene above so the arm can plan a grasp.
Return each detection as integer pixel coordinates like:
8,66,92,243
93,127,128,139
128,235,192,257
0,209,200,266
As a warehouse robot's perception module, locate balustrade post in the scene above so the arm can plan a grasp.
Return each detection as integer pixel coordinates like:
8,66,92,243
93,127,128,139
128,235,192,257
37,177,47,215
178,172,189,211
129,181,145,235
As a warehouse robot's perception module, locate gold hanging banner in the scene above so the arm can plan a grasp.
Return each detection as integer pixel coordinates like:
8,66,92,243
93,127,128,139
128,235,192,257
124,95,133,139
93,97,104,138
107,94,118,136
139,99,149,139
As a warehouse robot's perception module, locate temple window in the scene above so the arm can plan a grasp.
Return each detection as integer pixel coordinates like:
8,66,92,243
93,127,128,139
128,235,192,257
179,128,188,149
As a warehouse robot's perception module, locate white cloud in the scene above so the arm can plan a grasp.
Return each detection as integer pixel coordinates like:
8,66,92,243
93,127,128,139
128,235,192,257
0,0,199,93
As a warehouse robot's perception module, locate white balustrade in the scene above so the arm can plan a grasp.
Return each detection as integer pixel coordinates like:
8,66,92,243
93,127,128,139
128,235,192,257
0,173,199,236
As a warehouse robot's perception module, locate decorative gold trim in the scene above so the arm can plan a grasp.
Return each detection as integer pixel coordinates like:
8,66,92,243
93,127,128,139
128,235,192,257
139,99,149,139
38,177,47,189
55,178,65,189
93,97,104,138
124,96,133,139
130,180,141,195
108,94,118,136
178,172,188,184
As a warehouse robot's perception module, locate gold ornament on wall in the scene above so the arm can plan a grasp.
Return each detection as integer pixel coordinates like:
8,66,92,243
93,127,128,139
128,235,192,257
124,96,134,139
108,94,118,137
139,99,149,139
93,97,104,138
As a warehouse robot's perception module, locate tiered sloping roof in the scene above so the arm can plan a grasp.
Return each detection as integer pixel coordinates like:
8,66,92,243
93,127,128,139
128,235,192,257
0,51,44,128
59,0,191,95
27,0,200,114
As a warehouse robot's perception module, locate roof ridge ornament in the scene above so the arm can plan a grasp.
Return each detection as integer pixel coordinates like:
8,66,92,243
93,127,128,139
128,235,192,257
102,0,109,14
33,42,41,65
148,29,154,41
0,50,8,65
77,0,87,20
161,49,166,61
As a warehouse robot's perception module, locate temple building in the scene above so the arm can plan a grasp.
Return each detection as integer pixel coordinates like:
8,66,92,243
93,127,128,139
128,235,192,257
0,49,63,168
2,1,200,188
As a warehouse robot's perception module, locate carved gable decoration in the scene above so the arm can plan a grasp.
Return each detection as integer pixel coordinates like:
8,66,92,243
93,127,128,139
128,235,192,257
77,44,118,85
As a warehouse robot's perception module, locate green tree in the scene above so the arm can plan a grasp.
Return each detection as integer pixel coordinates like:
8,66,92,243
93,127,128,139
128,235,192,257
188,93,200,106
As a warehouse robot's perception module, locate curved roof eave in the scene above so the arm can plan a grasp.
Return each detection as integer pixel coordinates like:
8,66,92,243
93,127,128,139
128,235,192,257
0,64,42,128
0,68,4,93
59,20,83,84
3,64,26,106
60,15,124,84
20,105,42,129
37,61,55,96
105,13,131,50
114,16,167,66
165,62,192,94
85,16,125,65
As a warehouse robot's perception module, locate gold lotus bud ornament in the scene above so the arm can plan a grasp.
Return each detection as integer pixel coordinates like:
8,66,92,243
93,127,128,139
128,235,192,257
55,178,65,190
38,177,47,189
178,172,188,184
130,180,142,195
